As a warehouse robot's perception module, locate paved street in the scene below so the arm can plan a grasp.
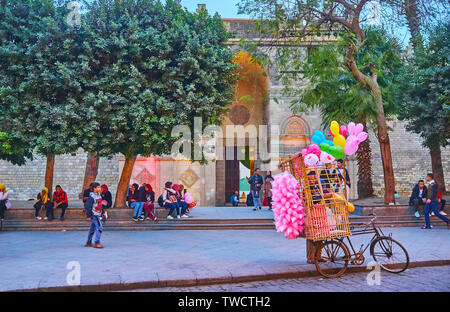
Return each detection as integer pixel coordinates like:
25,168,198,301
0,227,449,291
132,265,450,292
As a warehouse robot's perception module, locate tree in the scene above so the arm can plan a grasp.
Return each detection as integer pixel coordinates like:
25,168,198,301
0,0,84,192
278,28,403,199
78,0,237,207
397,23,450,194
238,0,400,203
0,132,33,165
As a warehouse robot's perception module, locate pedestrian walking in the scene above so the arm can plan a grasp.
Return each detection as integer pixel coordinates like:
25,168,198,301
84,182,105,249
247,168,263,211
52,185,69,221
422,173,449,229
263,171,274,211
0,184,11,221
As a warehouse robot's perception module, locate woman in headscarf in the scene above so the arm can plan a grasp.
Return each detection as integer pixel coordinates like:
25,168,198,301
101,184,112,222
33,187,53,221
143,184,157,221
0,184,11,220
177,184,189,218
162,181,180,219
263,170,274,211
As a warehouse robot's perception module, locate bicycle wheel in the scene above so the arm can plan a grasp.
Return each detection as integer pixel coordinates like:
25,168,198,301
370,236,409,273
315,240,349,278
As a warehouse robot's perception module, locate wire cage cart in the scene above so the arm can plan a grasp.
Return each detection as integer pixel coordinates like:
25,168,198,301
279,153,409,278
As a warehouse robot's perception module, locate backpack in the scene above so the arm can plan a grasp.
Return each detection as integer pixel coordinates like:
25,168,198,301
157,194,164,208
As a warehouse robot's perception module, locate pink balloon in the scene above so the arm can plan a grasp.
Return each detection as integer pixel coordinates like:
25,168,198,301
355,123,364,136
319,151,335,164
304,154,319,167
357,131,368,143
347,122,356,136
339,125,347,137
344,138,359,156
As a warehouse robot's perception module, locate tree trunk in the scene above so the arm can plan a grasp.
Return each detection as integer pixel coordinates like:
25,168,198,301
370,78,395,204
403,0,422,48
81,152,100,198
44,153,55,194
114,155,137,208
429,144,447,195
356,131,374,198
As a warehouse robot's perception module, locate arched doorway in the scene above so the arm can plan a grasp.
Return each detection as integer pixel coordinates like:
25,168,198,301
216,52,269,205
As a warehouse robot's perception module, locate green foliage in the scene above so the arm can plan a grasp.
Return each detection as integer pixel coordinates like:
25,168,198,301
0,132,33,165
277,27,404,129
0,0,237,163
0,0,83,158
397,23,450,149
71,0,237,159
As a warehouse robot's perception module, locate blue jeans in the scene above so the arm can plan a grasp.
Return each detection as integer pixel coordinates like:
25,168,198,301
165,203,180,217
424,201,449,227
253,197,261,209
87,216,102,244
131,202,144,218
180,201,188,215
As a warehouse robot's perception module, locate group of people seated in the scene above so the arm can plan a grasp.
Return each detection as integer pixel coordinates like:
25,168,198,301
33,183,113,221
408,174,448,226
126,183,157,221
159,182,191,219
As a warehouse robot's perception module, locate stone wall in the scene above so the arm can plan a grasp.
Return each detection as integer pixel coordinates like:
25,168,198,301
369,119,450,197
0,151,119,201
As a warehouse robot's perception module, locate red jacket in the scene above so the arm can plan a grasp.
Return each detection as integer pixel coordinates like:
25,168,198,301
438,189,442,201
53,190,68,204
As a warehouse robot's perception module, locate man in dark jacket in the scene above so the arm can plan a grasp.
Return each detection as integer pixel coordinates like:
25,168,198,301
423,173,449,229
247,168,264,211
409,180,427,218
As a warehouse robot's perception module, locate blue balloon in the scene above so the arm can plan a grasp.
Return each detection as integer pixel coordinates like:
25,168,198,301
312,130,326,145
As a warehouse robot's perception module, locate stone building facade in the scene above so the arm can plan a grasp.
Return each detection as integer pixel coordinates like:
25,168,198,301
0,18,448,204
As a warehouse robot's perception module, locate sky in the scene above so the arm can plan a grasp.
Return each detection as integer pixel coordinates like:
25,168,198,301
178,0,247,18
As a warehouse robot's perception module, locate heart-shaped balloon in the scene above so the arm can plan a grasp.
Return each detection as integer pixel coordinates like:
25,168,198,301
344,139,359,156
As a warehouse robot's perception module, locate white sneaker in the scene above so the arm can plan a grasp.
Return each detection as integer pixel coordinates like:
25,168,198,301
176,215,181,219
36,216,42,220
181,214,189,218
167,215,174,219
414,211,420,218
154,217,158,221
440,211,447,216
44,217,48,220
431,212,435,216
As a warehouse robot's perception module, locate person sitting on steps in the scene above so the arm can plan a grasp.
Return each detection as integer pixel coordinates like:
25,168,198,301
52,185,69,221
409,180,427,218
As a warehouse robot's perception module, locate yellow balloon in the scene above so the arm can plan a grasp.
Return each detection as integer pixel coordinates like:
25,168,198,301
333,134,346,149
330,121,339,136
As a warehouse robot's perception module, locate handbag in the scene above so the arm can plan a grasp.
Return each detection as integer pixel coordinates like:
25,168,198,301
169,195,178,203
262,197,269,206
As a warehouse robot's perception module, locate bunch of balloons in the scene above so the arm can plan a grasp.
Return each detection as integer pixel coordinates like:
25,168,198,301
308,121,368,160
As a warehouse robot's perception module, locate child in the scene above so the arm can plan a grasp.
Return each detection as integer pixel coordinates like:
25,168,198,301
84,182,106,248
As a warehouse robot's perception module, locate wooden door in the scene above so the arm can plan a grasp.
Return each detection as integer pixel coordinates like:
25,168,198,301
225,146,240,203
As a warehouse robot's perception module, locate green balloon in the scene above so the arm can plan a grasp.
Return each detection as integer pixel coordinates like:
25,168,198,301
319,143,330,152
334,146,345,159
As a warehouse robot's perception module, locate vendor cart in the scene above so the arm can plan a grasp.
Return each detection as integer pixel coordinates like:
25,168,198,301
279,153,409,278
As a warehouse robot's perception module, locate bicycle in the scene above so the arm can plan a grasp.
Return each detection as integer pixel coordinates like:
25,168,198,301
314,214,410,278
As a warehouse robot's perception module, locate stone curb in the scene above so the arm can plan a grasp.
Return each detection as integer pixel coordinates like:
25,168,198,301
9,259,450,292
